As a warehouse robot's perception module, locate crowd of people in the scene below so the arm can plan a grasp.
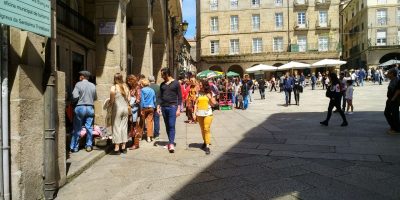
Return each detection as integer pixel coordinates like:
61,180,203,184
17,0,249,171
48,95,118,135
68,64,400,156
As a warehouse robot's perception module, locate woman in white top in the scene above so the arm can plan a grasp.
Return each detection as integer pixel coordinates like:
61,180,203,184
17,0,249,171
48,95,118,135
345,80,354,114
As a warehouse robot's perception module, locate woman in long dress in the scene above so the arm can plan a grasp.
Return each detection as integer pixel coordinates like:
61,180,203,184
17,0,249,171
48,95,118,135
110,73,130,155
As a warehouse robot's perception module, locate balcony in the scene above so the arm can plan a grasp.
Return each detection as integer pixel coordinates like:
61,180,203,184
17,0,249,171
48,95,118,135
315,0,331,8
368,36,400,49
200,42,340,56
56,0,95,41
293,0,308,9
315,20,331,30
294,21,309,31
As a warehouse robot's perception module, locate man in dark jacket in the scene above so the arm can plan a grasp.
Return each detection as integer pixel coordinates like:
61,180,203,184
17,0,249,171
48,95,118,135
242,74,252,109
283,73,294,106
258,78,266,99
385,68,400,135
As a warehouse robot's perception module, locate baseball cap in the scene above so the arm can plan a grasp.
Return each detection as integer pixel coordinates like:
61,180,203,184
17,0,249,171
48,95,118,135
79,71,91,78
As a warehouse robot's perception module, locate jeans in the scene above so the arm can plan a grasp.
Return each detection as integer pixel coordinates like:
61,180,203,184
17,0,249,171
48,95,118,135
311,83,315,90
248,90,253,102
243,95,249,109
259,88,265,99
284,90,292,105
161,106,177,144
70,105,94,151
154,109,160,137
231,93,236,105
360,78,364,86
384,100,400,131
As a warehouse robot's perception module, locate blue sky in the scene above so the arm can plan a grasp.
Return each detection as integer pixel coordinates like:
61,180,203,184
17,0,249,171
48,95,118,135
182,0,196,39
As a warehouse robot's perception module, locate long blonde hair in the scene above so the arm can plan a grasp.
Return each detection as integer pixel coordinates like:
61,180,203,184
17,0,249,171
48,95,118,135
114,73,127,98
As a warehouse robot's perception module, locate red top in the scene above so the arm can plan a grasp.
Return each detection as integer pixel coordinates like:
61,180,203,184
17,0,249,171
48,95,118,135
181,84,190,100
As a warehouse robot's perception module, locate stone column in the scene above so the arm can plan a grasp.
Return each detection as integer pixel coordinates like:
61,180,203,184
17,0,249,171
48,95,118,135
94,0,129,124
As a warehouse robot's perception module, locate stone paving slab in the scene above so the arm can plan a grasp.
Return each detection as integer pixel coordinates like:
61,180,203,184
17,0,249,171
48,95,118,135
57,83,400,200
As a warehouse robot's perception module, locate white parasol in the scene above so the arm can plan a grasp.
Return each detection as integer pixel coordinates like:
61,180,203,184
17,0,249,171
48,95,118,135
277,61,311,70
246,64,278,72
311,59,347,68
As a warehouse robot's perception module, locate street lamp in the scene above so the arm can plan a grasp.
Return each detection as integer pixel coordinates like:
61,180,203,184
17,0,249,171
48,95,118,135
181,20,188,35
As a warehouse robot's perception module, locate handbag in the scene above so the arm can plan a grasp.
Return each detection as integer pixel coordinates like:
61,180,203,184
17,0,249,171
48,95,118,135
325,87,333,98
128,104,132,115
129,123,143,138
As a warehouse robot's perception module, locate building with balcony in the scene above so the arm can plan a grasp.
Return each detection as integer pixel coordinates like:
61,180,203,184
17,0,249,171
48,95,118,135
2,0,184,199
196,0,342,77
341,0,400,68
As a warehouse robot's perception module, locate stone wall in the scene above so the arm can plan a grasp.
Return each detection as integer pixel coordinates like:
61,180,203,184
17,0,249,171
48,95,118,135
9,29,46,200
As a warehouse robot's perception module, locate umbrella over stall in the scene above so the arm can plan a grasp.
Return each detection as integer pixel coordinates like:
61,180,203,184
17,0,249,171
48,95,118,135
311,59,347,68
378,59,400,67
226,71,240,77
277,61,311,70
246,64,278,72
197,70,219,79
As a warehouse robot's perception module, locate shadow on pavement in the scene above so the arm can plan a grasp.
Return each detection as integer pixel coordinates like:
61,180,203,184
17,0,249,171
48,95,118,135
170,110,400,200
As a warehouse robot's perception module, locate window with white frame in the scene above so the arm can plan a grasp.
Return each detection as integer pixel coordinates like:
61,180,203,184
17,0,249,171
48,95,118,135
273,37,283,52
251,0,260,7
275,13,283,29
210,0,218,10
210,40,219,54
210,17,219,33
231,0,238,8
319,11,328,27
318,36,329,52
252,14,260,31
377,0,387,4
297,0,305,4
252,38,263,53
275,0,283,6
397,8,400,25
376,29,386,46
230,39,240,54
377,9,387,25
298,36,307,52
230,15,239,32
398,29,400,44
297,12,306,28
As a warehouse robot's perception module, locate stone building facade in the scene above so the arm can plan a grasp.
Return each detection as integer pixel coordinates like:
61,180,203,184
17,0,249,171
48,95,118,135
3,0,184,199
196,0,342,77
341,0,400,68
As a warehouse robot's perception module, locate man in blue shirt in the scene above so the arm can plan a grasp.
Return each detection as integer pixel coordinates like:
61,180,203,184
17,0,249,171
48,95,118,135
358,68,366,86
148,75,161,141
71,71,97,153
283,73,294,106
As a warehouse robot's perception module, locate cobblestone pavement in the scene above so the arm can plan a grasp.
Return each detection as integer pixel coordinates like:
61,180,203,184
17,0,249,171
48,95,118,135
57,82,400,200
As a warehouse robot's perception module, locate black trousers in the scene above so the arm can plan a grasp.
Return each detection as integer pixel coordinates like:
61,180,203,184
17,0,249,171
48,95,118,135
294,89,300,105
325,98,347,122
384,100,400,131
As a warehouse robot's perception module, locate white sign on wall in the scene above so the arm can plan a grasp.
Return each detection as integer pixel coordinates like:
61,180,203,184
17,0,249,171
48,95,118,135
99,22,117,35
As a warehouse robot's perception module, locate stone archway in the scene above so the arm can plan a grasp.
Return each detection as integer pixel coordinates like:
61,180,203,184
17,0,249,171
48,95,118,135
228,65,244,77
210,65,223,72
379,52,400,64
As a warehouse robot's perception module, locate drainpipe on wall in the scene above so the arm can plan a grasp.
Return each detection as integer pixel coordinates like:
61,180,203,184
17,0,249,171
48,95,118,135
43,0,57,199
0,24,10,200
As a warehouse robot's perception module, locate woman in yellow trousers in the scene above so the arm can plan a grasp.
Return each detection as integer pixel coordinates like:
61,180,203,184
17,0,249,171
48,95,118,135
193,80,217,155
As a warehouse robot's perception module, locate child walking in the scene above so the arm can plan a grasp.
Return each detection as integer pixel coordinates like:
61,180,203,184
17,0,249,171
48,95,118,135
346,80,354,114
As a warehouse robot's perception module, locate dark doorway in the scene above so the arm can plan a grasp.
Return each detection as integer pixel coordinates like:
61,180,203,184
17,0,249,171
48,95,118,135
72,52,84,87
379,52,400,64
210,65,223,72
228,65,244,77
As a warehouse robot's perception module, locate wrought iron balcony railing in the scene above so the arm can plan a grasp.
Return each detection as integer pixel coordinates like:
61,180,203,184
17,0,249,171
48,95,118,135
57,0,95,41
293,0,309,9
315,20,331,30
315,0,331,8
200,42,340,56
